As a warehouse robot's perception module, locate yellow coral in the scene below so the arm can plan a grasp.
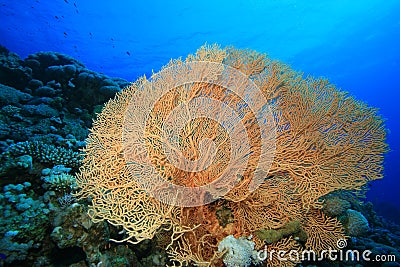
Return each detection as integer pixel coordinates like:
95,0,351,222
303,209,346,254
76,44,387,266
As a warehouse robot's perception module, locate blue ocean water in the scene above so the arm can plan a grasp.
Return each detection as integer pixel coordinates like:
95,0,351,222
1,0,399,222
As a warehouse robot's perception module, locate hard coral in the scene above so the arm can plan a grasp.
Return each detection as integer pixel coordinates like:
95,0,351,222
7,141,81,168
344,209,370,236
76,44,387,266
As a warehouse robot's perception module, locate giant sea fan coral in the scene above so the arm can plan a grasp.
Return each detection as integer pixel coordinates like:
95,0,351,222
76,44,387,266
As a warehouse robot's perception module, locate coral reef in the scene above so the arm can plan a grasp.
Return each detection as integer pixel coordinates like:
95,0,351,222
0,44,398,266
75,44,389,266
0,44,129,143
0,44,131,266
0,182,49,264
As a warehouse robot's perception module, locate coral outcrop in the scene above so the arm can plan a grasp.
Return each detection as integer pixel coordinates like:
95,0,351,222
345,209,370,236
0,44,129,143
0,44,130,265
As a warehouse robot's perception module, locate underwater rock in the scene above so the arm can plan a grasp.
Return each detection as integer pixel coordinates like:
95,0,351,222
68,70,123,109
0,182,50,264
26,96,54,105
0,236,34,264
98,244,158,267
0,45,32,89
45,64,77,83
99,85,121,98
255,220,307,244
139,250,167,267
0,84,33,106
26,51,85,68
345,209,370,236
34,85,57,97
382,262,400,267
24,51,85,82
50,203,109,265
323,196,352,217
111,76,131,88
27,78,44,90
21,103,59,118
0,65,32,90
1,45,129,144
370,228,398,247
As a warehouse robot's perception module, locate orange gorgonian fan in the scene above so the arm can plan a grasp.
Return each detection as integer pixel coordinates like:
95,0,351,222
76,44,387,266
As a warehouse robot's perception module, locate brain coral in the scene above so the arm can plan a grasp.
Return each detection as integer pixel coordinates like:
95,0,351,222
76,44,387,266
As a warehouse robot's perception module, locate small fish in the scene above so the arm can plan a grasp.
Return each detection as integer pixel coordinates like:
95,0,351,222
55,15,59,19
64,32,68,36
64,0,69,3
126,51,131,56
74,2,77,7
